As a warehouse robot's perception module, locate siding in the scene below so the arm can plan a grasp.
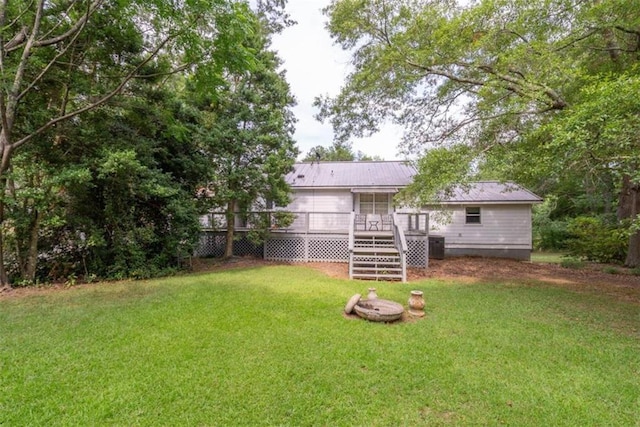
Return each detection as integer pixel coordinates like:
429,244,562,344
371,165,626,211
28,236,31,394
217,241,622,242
430,205,532,249
287,189,353,212
285,189,353,232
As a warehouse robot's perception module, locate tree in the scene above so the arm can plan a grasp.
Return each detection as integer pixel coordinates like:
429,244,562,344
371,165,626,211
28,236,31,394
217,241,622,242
301,142,384,161
318,0,640,266
0,0,259,286
302,142,355,161
200,16,297,258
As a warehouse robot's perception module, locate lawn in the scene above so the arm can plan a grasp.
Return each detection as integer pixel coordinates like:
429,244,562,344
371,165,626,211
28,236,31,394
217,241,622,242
1,265,639,426
530,251,566,264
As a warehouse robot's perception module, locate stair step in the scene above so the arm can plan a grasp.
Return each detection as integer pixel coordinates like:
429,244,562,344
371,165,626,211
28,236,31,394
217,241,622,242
352,273,403,280
352,260,401,266
352,268,403,273
352,247,399,254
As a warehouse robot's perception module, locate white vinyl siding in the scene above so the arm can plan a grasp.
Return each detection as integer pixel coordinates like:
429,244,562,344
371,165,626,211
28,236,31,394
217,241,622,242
431,205,533,249
285,189,353,231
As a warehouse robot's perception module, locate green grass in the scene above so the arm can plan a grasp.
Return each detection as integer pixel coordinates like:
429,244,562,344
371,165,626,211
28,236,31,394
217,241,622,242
530,251,567,264
1,265,639,426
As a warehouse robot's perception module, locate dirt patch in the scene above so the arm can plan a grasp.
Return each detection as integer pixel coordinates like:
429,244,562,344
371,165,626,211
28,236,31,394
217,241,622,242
3,256,640,305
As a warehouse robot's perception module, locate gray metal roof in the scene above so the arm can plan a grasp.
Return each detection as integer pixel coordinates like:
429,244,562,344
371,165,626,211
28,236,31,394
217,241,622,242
443,181,543,204
287,161,415,188
286,161,542,203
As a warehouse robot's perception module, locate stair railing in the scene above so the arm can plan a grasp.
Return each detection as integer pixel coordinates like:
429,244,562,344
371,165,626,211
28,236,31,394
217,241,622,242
348,211,355,280
392,212,408,282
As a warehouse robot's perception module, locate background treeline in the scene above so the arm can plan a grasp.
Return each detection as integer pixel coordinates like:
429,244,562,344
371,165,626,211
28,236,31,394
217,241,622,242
1,0,296,286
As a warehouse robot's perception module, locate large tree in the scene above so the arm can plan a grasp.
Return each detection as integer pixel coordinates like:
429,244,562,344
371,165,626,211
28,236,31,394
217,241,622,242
0,0,259,286
318,0,640,266
200,16,298,258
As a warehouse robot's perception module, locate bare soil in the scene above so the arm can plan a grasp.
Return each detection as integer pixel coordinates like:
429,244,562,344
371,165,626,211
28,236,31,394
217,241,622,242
2,256,640,305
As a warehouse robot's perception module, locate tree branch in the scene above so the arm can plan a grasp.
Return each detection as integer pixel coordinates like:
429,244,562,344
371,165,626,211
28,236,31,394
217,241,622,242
16,1,92,102
11,31,179,151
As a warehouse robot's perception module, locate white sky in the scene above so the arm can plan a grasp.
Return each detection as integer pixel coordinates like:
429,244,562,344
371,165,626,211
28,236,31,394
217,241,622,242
271,0,404,161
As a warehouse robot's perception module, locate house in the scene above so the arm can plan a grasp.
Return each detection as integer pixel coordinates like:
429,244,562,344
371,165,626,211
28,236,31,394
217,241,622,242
198,161,542,281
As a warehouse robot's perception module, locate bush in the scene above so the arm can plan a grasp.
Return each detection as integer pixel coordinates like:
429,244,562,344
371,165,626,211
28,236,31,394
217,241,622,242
565,216,627,264
532,196,570,251
534,219,570,251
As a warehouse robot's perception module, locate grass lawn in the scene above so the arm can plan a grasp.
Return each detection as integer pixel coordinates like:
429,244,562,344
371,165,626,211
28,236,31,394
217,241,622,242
1,265,639,426
530,251,567,264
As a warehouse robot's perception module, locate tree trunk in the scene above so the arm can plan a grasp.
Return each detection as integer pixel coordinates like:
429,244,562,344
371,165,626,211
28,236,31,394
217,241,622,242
224,201,235,259
618,175,640,267
25,209,42,281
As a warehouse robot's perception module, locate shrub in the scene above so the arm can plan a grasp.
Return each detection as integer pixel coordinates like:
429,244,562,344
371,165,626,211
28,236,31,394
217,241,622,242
565,216,627,264
534,219,570,251
532,196,570,251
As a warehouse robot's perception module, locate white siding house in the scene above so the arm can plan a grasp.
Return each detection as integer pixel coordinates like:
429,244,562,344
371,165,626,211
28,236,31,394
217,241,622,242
197,161,542,278
280,161,542,261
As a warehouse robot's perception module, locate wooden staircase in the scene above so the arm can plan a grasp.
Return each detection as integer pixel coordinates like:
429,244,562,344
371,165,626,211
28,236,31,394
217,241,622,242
350,231,404,281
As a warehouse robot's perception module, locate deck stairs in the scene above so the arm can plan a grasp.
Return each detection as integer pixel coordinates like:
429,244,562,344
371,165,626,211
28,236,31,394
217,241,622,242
351,231,403,281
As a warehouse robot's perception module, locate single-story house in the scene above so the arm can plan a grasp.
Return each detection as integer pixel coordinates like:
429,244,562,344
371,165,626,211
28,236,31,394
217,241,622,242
198,161,542,281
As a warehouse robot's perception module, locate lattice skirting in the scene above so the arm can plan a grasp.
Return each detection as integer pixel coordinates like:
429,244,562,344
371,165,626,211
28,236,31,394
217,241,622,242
265,235,349,263
195,232,428,267
406,238,429,268
194,232,263,258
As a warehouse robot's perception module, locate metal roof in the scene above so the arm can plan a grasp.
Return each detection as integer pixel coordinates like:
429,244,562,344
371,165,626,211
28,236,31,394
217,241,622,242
287,161,414,188
286,161,542,203
442,181,543,204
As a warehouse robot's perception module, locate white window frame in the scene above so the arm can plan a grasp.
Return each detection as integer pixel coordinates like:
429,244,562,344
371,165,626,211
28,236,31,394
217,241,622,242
359,193,390,215
465,206,481,224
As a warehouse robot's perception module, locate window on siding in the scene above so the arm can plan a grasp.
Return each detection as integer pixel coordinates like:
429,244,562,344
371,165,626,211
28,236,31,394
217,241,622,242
465,207,481,224
360,193,374,214
359,193,389,215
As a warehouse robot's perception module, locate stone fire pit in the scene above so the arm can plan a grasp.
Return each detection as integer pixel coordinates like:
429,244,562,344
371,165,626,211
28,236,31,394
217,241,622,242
353,298,404,322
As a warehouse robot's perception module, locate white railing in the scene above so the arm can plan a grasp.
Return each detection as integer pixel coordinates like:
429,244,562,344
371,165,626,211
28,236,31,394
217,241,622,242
348,212,355,279
392,213,408,282
201,211,352,234
201,211,429,239
393,212,429,234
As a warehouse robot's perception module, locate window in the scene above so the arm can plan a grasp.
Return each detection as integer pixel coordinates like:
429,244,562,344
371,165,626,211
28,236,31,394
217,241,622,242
465,207,481,224
359,193,390,215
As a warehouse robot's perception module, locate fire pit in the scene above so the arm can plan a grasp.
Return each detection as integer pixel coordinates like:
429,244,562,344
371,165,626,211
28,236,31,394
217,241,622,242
353,299,404,322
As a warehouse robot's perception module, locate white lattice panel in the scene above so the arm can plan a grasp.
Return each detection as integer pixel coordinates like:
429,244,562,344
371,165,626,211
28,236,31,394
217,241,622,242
264,237,306,261
234,236,263,257
407,239,428,267
194,232,226,257
308,237,349,262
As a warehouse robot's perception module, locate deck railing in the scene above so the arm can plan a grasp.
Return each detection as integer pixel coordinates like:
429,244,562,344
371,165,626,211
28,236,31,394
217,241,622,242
200,211,429,236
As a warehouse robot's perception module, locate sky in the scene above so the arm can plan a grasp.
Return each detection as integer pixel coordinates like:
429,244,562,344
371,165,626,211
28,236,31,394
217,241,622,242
271,1,404,161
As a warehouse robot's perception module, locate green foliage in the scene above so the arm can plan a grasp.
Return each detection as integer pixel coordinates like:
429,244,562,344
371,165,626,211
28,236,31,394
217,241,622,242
532,196,570,251
400,145,475,206
0,0,267,285
565,217,628,264
199,16,298,255
320,0,640,265
602,266,620,275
